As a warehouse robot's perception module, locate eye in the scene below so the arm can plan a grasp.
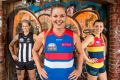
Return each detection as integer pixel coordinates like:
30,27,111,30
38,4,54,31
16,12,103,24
95,25,98,28
60,14,65,18
100,25,103,28
53,15,58,18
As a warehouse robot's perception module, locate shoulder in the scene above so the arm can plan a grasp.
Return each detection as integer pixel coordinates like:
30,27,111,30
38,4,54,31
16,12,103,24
73,32,80,44
15,34,19,40
38,32,45,39
83,34,94,44
10,34,19,42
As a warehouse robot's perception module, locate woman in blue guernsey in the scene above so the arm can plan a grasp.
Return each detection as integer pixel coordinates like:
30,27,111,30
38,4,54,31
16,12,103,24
82,20,107,80
32,4,84,80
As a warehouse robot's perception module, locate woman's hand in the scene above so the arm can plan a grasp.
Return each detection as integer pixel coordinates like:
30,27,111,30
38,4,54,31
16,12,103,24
12,55,18,61
38,68,48,80
68,69,81,80
87,58,98,63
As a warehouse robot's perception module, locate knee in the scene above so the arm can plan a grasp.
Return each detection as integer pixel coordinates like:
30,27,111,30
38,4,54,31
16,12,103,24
17,76,24,80
29,77,36,80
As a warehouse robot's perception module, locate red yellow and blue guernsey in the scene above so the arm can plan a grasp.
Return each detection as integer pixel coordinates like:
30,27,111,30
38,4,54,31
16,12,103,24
86,34,105,68
44,29,74,80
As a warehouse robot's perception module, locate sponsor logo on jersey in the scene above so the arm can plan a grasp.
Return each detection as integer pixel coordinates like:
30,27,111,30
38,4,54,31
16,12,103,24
62,43,72,47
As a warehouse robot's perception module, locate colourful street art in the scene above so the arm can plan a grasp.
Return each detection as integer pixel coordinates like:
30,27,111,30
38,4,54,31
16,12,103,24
10,1,108,39
7,1,108,79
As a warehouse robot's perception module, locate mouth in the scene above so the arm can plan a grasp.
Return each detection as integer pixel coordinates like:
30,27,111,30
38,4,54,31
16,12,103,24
55,20,63,26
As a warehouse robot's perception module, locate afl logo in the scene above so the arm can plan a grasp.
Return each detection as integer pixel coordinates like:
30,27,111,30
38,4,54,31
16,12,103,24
19,38,24,42
96,41,100,45
47,43,57,51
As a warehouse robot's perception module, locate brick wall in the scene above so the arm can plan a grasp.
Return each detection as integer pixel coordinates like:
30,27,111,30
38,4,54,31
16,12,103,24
108,0,120,80
0,0,7,80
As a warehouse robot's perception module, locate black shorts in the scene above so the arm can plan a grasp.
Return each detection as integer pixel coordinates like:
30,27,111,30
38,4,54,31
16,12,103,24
15,61,35,70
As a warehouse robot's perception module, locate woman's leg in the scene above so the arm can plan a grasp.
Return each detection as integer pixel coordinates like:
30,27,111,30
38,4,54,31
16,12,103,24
27,69,36,80
98,71,107,80
87,73,98,80
16,70,25,80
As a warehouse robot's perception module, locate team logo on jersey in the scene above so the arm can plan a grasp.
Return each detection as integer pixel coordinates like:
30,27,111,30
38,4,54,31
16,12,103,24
47,43,57,51
19,38,24,42
96,41,101,46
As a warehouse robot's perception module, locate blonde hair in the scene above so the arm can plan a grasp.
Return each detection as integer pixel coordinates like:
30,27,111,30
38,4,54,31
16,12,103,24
44,3,66,41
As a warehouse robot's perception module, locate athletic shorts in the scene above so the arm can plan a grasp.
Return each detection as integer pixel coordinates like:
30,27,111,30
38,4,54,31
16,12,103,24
43,66,74,80
86,64,106,76
15,61,35,70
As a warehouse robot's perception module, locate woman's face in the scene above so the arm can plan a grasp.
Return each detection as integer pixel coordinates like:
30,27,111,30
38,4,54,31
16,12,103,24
51,7,67,29
22,22,30,33
94,22,104,34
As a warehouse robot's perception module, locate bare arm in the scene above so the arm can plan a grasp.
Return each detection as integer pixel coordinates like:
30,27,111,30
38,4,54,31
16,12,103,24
33,34,38,41
32,32,48,79
102,34,107,60
9,35,19,55
9,35,19,61
32,33,44,69
74,33,83,71
82,35,94,62
69,33,83,80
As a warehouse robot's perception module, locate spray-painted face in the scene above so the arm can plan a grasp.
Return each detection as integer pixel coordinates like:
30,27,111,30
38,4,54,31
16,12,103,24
94,22,104,34
51,7,67,29
22,22,30,33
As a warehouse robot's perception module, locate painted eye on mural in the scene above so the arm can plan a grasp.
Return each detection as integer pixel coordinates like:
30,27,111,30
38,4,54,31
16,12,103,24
73,10,99,38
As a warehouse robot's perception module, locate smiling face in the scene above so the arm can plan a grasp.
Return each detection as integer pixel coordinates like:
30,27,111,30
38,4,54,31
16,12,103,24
94,22,104,34
51,7,67,29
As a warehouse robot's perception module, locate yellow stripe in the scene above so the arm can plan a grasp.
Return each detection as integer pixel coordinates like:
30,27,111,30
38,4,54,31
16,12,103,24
87,46,104,52
86,62,104,68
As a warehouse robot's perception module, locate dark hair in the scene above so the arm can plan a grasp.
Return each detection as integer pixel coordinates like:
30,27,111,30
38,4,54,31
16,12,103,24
51,3,67,14
93,19,104,26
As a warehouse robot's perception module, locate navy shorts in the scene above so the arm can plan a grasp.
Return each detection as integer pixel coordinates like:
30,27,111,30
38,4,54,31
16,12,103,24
86,64,106,76
15,61,35,70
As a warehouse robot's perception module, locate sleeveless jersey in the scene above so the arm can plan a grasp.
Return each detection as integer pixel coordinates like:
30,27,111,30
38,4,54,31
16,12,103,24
86,34,105,68
44,29,74,80
18,32,34,62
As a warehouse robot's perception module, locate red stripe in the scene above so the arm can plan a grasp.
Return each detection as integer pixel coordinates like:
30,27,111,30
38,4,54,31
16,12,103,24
45,53,73,60
96,58,104,63
65,29,73,37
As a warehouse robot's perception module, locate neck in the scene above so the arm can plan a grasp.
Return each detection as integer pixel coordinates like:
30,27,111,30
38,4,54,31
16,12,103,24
93,32,101,37
24,31,29,36
53,28,65,36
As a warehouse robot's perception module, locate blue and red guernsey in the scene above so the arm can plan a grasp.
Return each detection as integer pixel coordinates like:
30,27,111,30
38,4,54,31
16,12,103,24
44,29,74,80
86,35,105,68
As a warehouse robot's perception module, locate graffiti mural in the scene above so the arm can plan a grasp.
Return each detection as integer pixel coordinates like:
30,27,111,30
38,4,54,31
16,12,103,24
13,9,41,37
7,1,108,80
73,10,99,38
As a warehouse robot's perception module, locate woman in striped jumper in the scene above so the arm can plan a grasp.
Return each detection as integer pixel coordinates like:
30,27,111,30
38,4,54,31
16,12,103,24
82,20,107,80
9,20,37,80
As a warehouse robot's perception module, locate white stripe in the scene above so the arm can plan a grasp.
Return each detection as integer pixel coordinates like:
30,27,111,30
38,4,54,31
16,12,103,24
18,43,21,62
28,43,32,61
44,59,74,68
23,43,26,62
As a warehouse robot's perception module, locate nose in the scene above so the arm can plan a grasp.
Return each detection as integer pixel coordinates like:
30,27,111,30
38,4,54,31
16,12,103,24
57,16,61,21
